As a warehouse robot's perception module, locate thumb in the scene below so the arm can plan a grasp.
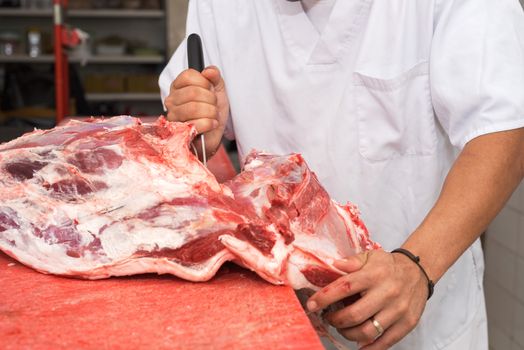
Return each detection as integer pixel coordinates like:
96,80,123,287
334,252,369,273
202,65,225,91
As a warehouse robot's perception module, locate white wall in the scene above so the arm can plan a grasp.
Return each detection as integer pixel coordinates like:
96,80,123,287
483,1,523,347
484,181,524,350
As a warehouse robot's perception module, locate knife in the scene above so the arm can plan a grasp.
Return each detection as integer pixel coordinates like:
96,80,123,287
187,33,207,167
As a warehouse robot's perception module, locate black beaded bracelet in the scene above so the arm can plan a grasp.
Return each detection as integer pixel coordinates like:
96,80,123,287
391,248,435,300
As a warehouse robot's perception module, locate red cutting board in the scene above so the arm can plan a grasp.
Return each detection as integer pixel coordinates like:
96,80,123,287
0,252,323,350
0,117,322,349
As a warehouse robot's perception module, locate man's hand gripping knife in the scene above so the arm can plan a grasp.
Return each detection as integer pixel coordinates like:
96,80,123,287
165,36,230,162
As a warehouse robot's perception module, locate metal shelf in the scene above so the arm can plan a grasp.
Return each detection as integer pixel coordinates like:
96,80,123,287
70,9,165,18
83,55,165,64
86,93,160,102
0,54,54,63
0,54,165,64
0,8,164,18
0,8,52,17
0,1,172,119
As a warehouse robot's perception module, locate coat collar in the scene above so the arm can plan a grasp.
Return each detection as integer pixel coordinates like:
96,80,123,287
274,0,372,65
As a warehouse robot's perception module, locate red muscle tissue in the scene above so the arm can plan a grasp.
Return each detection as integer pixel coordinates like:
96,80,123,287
0,116,378,290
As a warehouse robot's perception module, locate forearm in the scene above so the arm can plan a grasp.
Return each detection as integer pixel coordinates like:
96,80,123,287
402,128,524,283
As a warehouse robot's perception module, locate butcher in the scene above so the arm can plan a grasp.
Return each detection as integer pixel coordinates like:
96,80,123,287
159,0,524,349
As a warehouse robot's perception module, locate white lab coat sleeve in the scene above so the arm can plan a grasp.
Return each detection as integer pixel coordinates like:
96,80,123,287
430,0,524,148
158,0,234,140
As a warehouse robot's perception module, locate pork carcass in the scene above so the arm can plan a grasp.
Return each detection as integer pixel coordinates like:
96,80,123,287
0,116,378,290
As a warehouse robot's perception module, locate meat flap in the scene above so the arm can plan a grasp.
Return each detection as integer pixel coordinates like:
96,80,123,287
0,116,379,290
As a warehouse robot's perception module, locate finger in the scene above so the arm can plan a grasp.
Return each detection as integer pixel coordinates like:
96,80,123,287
359,320,411,350
326,287,388,329
337,309,398,345
171,69,212,91
202,65,225,91
170,86,218,106
360,308,421,350
334,252,369,273
307,273,367,312
186,118,219,135
171,102,218,123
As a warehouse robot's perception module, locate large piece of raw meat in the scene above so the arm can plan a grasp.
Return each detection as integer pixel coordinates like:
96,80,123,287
0,116,378,290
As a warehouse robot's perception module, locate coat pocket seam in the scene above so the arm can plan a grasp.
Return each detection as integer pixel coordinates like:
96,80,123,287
354,61,429,91
354,61,437,162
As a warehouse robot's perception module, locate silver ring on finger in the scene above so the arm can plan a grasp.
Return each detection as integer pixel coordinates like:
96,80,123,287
371,317,384,340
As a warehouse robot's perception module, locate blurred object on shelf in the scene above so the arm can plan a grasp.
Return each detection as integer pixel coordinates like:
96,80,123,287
95,35,127,56
67,0,91,9
131,47,161,56
0,63,90,117
141,0,160,9
60,0,163,10
85,73,125,93
94,36,161,57
92,0,121,8
27,28,42,57
104,0,121,8
95,101,118,116
0,107,58,131
2,106,56,119
128,38,161,56
0,0,169,121
121,0,140,9
1,64,54,111
0,125,41,143
0,65,4,92
91,0,105,8
127,74,159,93
96,44,125,55
19,0,52,8
85,73,159,94
3,111,57,133
0,0,20,7
0,112,6,125
35,30,53,55
0,32,21,56
66,29,90,66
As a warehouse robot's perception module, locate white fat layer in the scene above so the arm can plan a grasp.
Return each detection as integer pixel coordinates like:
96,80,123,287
0,232,235,280
83,250,236,281
101,224,181,259
244,158,264,170
219,225,291,285
285,253,319,291
333,204,366,253
100,200,244,260
0,230,107,273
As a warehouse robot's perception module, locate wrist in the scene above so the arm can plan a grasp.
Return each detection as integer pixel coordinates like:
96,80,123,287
391,248,435,299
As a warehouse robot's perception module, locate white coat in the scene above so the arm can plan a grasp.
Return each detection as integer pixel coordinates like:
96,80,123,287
159,1,524,349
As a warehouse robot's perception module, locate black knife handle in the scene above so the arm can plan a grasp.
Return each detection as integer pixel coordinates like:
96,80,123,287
187,33,205,72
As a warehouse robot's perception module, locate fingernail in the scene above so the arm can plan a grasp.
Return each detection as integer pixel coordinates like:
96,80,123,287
307,300,318,312
212,120,219,128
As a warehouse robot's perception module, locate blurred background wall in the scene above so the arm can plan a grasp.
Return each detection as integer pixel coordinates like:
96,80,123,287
483,3,524,350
